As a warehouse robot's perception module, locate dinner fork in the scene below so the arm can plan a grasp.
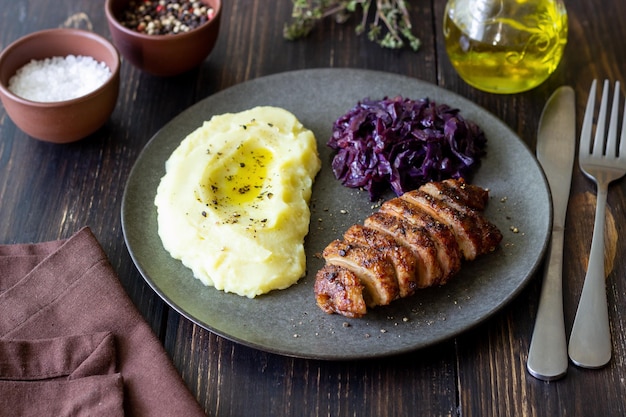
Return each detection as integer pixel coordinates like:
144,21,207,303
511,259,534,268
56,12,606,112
568,79,626,368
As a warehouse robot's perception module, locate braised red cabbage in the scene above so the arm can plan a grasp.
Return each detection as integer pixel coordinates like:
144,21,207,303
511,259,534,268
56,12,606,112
328,96,487,201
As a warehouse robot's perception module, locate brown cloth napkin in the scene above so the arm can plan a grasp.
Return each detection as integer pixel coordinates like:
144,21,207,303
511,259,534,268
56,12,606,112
0,227,206,417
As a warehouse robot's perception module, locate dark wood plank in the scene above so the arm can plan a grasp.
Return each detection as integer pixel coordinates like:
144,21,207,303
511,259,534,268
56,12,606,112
3,0,626,416
167,316,459,417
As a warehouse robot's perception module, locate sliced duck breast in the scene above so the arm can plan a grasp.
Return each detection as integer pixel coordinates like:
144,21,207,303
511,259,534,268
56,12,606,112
314,178,503,318
314,264,367,318
343,224,420,298
364,212,443,288
419,178,489,211
401,189,501,261
379,198,462,285
322,239,400,307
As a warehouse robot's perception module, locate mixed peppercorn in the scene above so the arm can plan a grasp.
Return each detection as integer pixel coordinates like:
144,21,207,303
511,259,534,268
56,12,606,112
120,0,215,35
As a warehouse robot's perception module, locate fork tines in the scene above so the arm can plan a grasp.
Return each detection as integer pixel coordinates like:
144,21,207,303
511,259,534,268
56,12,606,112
582,79,626,158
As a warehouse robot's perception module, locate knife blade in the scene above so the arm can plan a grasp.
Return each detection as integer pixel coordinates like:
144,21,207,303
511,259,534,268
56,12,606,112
527,86,576,381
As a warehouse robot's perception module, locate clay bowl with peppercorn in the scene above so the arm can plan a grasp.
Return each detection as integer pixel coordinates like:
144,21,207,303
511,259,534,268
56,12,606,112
0,28,121,143
105,0,222,77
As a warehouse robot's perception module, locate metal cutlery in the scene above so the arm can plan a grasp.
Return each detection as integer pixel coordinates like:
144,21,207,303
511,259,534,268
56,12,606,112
568,79,626,368
527,86,576,380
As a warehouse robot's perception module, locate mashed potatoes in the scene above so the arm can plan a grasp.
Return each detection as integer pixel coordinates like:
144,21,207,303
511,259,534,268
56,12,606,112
155,106,321,297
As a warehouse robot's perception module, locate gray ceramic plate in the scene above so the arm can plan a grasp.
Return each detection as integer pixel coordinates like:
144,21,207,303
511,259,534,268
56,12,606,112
121,68,551,360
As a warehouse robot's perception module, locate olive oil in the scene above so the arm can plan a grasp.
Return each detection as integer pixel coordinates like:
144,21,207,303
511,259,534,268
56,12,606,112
443,0,568,94
208,143,273,207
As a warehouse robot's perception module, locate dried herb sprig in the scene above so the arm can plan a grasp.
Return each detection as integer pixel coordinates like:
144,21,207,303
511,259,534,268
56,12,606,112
284,0,421,51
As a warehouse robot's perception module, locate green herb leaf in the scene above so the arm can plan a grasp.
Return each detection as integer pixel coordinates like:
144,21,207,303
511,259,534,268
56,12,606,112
283,0,421,51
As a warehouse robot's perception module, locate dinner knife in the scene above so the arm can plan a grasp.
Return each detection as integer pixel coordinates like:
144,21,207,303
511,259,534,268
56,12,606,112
526,86,576,381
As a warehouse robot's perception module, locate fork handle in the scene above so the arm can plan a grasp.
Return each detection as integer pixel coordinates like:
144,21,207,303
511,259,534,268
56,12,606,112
568,185,612,368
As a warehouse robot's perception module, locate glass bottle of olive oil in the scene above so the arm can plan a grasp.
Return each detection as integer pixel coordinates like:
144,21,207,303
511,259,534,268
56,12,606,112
443,0,568,94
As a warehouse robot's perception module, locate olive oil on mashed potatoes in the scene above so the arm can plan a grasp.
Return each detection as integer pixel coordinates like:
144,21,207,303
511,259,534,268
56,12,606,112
155,106,321,298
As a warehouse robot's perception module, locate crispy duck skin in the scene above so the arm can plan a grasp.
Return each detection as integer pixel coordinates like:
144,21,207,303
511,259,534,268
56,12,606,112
420,178,489,211
314,178,502,317
402,188,502,260
379,198,462,285
365,211,443,288
314,264,367,318
343,224,419,298
322,239,400,307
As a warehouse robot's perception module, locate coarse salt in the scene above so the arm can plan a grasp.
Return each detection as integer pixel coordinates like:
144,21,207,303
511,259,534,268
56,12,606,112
8,55,111,102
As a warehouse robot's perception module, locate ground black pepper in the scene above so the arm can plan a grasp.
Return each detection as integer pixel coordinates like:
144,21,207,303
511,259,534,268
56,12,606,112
120,0,215,35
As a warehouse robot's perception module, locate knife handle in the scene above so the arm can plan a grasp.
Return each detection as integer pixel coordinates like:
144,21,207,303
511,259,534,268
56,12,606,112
527,228,568,380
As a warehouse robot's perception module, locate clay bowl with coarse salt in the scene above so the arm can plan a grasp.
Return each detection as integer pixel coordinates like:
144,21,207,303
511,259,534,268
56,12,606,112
105,0,222,77
0,28,120,143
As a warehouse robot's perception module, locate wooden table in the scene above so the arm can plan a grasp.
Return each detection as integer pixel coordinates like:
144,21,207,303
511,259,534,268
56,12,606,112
2,1,626,416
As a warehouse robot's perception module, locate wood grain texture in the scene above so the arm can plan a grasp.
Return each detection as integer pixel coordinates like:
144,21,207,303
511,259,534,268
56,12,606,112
2,0,626,416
